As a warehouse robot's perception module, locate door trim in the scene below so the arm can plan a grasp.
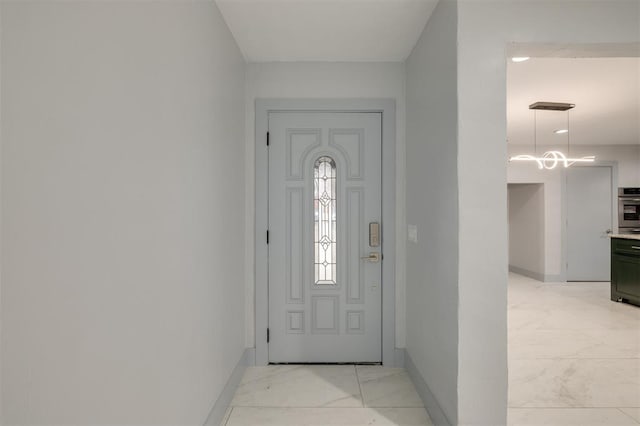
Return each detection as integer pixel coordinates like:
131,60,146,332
562,161,618,282
254,99,396,366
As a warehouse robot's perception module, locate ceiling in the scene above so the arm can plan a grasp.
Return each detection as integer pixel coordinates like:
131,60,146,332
507,57,640,146
214,0,438,62
213,3,638,146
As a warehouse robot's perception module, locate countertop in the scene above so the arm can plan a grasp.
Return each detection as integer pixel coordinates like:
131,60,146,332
610,234,640,241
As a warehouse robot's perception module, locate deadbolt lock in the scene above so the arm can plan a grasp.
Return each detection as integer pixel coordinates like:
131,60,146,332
369,222,380,247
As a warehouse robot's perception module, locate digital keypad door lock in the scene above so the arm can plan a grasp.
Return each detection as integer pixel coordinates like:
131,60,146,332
369,222,380,247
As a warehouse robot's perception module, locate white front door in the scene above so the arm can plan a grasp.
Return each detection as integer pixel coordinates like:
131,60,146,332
268,112,382,363
566,166,613,281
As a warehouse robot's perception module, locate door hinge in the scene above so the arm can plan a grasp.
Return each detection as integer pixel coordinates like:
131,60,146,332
267,328,270,343
266,230,270,244
266,132,270,146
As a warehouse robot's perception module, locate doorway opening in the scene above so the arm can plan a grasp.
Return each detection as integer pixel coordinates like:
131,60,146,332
506,47,640,419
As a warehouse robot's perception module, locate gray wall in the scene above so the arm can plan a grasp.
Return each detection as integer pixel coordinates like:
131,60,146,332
508,184,545,278
405,0,459,423
1,2,246,424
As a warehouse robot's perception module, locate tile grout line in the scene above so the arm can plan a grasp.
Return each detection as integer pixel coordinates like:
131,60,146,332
508,406,640,409
354,365,365,408
509,357,640,360
228,405,427,409
509,407,640,410
223,406,234,426
617,408,640,425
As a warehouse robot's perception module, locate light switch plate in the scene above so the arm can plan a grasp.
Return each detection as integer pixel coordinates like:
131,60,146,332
408,225,418,243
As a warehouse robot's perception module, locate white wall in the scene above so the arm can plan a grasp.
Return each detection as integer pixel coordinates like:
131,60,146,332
508,163,564,279
567,145,639,187
508,184,545,278
457,0,639,424
508,144,640,280
1,2,246,424
510,144,640,187
244,62,407,348
405,0,459,423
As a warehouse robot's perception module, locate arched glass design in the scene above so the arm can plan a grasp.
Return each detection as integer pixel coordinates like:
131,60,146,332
314,156,337,285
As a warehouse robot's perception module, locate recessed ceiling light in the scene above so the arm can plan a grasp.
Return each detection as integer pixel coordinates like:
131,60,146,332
554,129,569,134
511,56,530,63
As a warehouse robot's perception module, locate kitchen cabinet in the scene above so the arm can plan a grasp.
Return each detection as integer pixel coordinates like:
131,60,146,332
611,236,640,307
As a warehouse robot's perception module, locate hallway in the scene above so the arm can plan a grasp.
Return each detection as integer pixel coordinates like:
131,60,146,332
1,1,638,424
222,365,432,425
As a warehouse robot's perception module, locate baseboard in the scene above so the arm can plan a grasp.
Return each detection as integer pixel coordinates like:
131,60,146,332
404,349,452,426
544,274,564,283
509,265,545,282
203,348,251,426
509,265,565,283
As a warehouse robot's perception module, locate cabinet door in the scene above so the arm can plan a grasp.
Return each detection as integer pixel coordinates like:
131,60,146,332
612,254,640,298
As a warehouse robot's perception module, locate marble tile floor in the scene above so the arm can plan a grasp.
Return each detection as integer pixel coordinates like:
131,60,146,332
223,365,432,425
508,273,640,425
223,273,638,425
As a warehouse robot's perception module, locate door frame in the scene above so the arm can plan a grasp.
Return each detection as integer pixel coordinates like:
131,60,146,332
254,99,396,366
562,161,618,281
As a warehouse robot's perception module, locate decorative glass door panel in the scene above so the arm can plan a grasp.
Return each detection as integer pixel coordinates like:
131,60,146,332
314,156,337,285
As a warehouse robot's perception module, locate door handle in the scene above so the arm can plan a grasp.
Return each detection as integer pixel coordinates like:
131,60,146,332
361,252,381,263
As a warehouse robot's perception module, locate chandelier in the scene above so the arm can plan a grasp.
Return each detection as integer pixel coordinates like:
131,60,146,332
509,102,595,170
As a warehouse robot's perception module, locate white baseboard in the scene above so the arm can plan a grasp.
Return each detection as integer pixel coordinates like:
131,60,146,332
203,348,251,426
509,265,565,283
509,265,545,282
404,349,452,426
544,274,565,282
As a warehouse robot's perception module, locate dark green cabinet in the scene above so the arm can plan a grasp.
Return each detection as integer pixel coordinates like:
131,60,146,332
611,238,640,307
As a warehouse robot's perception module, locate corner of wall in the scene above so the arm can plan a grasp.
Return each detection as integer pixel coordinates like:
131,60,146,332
203,349,252,426
405,0,460,423
404,350,453,426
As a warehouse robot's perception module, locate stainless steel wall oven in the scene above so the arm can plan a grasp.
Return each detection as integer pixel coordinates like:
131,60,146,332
618,188,640,234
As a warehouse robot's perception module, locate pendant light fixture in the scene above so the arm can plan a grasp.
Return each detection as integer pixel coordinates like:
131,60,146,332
509,102,595,170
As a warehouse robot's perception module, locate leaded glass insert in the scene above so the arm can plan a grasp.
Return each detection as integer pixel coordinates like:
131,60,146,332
314,156,337,285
